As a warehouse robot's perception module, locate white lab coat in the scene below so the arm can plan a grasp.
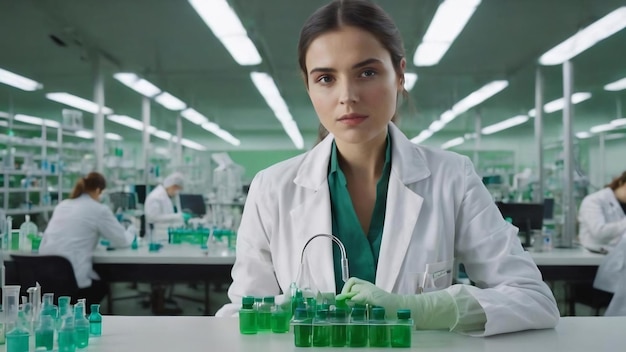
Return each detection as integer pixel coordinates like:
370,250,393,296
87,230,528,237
39,194,134,288
144,184,183,240
216,123,559,336
578,187,626,253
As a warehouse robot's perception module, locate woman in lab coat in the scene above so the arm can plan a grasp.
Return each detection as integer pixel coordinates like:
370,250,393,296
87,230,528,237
39,172,135,307
216,0,559,336
578,171,626,253
144,172,186,240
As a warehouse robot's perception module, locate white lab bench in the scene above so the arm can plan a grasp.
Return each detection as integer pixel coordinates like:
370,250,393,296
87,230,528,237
22,316,620,352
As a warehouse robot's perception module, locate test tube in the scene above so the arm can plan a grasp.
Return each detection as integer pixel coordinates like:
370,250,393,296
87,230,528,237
3,285,21,323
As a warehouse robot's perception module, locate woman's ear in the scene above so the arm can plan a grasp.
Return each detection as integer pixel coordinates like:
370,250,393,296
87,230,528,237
398,58,407,91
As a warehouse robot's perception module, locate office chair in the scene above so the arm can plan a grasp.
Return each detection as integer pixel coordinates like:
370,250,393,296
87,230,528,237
10,255,80,304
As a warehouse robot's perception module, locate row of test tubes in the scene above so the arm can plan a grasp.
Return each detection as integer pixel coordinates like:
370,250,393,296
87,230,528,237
1,284,103,352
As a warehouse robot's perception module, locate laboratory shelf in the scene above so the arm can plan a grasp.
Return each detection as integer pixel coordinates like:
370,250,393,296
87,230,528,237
6,187,44,193
5,205,55,215
2,170,60,176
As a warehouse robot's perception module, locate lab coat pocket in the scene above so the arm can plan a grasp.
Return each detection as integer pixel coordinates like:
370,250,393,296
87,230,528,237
420,260,454,293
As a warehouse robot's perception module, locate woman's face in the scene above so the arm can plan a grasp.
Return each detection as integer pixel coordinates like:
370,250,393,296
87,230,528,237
305,25,404,146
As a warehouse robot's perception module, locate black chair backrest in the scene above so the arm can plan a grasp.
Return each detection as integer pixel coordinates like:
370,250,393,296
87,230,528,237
10,255,80,300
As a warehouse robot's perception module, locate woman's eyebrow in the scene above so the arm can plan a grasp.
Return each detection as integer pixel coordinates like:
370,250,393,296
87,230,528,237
309,58,382,76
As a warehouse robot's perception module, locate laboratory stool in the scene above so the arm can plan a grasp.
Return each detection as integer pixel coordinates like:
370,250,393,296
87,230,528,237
10,254,80,304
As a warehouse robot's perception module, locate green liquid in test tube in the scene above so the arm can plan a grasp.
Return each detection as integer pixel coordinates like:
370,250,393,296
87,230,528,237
330,308,347,347
270,303,290,333
74,304,90,348
369,307,389,347
257,296,274,331
347,306,368,347
239,296,257,334
312,309,330,347
293,308,312,347
391,309,413,348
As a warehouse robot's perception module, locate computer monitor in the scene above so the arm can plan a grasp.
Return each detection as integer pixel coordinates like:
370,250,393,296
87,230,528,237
543,198,555,220
109,192,137,211
179,194,206,217
495,202,544,247
133,185,150,205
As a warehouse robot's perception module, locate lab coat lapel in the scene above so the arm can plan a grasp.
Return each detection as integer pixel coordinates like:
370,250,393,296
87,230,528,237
376,123,430,292
291,134,336,294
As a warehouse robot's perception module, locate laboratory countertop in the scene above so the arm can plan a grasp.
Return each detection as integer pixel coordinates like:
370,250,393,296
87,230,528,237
48,316,623,352
529,246,605,266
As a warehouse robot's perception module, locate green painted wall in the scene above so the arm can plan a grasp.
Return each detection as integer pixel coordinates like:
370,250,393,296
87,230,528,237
229,150,304,181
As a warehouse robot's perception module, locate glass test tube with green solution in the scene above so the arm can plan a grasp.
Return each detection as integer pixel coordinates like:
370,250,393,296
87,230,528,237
368,307,390,347
330,308,348,347
292,308,313,347
35,315,55,351
239,296,257,334
57,316,75,352
390,309,413,348
270,301,290,333
312,309,331,347
257,296,274,331
74,304,90,348
347,306,368,347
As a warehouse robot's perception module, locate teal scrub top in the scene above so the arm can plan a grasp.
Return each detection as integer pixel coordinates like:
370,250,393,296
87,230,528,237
328,135,392,293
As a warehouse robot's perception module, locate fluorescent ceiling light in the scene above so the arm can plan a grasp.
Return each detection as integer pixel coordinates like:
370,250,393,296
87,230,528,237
440,110,455,124
152,130,172,140
451,80,509,117
0,111,9,118
75,130,94,139
604,77,626,91
107,114,156,133
281,120,304,150
410,129,433,144
188,0,262,66
180,138,207,151
105,133,123,141
0,67,43,91
611,118,626,127
528,92,592,117
201,122,240,146
441,137,465,150
154,92,187,111
429,120,445,132
46,92,113,115
251,72,303,149
464,132,478,140
113,73,161,97
181,108,209,125
481,115,529,135
413,0,481,66
539,7,626,65
404,73,418,91
0,121,7,127
590,123,615,134
14,114,60,128
576,131,593,139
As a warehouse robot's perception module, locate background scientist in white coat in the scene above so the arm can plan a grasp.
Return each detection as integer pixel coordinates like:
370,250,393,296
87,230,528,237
216,0,559,337
39,172,135,307
578,171,626,253
144,172,187,240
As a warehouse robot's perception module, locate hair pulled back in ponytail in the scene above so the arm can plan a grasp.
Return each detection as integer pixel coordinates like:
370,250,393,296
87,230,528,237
70,172,107,199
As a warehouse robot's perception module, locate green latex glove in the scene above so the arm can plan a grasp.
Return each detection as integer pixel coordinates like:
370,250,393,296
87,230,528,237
182,212,193,223
337,277,458,330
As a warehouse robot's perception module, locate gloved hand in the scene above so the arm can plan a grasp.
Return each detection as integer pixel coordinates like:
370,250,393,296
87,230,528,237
337,277,458,330
182,212,193,223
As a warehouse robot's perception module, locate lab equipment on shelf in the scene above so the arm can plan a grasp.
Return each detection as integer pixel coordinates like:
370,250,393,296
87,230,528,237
18,215,38,251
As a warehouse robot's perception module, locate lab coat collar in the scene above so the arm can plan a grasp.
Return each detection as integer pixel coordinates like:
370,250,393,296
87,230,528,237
294,123,431,189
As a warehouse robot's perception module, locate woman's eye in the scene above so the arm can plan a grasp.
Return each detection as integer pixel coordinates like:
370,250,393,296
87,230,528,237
361,70,377,77
317,75,333,83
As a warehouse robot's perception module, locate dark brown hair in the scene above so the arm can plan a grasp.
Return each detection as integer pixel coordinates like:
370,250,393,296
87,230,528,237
297,0,409,142
70,172,106,199
606,171,626,191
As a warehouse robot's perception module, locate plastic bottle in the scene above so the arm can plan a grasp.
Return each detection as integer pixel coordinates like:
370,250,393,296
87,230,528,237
19,215,38,251
347,306,368,347
257,296,274,331
58,316,75,352
73,304,90,348
369,307,389,347
270,302,290,333
239,296,257,335
391,309,413,348
330,308,347,347
88,304,102,336
312,309,330,347
293,307,312,347
41,293,59,320
35,315,55,351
